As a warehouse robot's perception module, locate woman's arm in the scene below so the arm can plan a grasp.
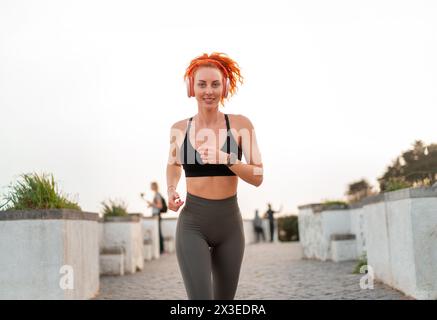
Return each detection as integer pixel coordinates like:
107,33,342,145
167,164,184,211
227,115,263,187
166,122,185,211
197,115,264,187
227,160,263,187
166,164,181,195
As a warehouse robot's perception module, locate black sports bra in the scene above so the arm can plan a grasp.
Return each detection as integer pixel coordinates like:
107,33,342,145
181,114,243,177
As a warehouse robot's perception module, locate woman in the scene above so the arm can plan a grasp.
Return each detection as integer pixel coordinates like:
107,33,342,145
144,182,165,254
166,52,263,300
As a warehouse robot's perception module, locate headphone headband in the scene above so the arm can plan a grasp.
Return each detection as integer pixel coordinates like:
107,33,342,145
185,58,230,99
191,58,229,79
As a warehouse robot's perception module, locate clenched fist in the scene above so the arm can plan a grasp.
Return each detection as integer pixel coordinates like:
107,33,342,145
168,188,184,212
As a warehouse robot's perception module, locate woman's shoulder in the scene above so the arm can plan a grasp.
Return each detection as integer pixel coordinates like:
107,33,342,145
227,113,254,130
170,117,192,131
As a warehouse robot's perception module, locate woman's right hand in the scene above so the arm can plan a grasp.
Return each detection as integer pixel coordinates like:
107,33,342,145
168,188,184,212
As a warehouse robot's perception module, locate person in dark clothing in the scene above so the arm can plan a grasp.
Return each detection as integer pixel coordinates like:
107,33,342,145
264,203,283,242
144,181,167,254
253,209,265,243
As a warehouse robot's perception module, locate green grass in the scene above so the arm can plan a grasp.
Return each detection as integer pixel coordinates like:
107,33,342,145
322,199,349,207
384,178,412,192
101,199,128,217
0,172,81,211
353,252,368,274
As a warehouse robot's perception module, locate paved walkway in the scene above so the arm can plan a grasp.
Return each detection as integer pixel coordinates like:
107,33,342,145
94,242,411,300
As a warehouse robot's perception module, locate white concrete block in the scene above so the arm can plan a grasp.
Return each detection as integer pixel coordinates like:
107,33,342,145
331,239,357,262
164,236,175,253
144,243,153,261
142,217,160,259
363,201,393,286
297,205,353,261
0,210,100,300
100,253,124,276
103,215,144,274
363,187,437,299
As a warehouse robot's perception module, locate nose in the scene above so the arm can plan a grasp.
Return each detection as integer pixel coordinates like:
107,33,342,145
205,86,213,94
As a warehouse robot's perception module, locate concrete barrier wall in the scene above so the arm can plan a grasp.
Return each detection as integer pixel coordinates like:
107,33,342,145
363,188,437,299
349,207,366,258
162,218,177,239
0,210,99,300
298,187,437,299
322,209,352,260
385,198,415,294
297,206,324,260
98,219,104,251
242,219,254,244
409,197,437,299
297,205,352,261
103,214,144,274
362,200,392,284
142,217,160,259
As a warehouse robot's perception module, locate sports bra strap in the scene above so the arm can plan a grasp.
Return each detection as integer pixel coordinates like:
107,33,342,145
224,114,230,131
225,114,231,154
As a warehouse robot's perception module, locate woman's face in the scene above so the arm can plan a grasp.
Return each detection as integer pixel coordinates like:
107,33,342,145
193,67,223,108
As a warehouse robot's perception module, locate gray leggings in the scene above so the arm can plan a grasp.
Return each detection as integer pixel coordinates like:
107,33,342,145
175,192,245,300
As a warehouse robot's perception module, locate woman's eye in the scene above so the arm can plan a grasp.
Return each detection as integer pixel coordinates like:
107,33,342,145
198,83,219,87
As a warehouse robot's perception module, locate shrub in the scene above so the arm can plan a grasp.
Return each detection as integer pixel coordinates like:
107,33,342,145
346,179,374,203
278,215,299,242
378,140,437,190
0,172,81,211
353,252,368,274
383,178,412,192
101,199,128,217
321,199,349,210
322,200,348,206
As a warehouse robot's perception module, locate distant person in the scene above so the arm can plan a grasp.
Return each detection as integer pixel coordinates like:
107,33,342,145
143,182,167,254
253,209,265,243
264,203,283,242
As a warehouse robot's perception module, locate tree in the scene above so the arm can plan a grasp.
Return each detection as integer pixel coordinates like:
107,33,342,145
378,140,437,191
346,179,373,203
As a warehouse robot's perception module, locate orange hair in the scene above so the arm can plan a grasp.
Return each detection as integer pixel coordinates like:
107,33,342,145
184,52,244,106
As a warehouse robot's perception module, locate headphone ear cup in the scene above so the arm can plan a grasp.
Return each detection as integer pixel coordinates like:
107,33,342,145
185,78,190,97
190,76,195,97
186,76,194,97
223,77,230,98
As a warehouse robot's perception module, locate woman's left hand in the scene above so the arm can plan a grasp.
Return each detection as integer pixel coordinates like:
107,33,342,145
198,145,228,164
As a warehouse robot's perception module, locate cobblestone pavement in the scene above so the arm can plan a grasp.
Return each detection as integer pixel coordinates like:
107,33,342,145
94,242,412,300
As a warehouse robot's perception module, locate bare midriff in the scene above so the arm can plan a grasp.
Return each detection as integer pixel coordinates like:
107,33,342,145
186,175,238,199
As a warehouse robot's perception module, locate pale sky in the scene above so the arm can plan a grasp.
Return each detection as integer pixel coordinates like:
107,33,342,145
1,0,436,219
